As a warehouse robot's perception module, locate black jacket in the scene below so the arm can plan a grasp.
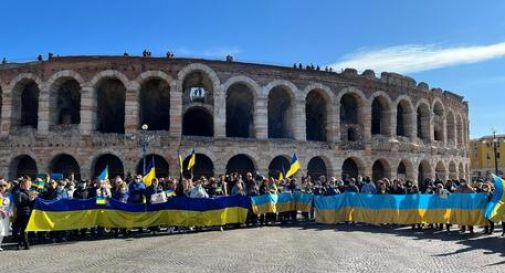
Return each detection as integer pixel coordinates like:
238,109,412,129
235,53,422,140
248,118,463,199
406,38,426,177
15,189,34,216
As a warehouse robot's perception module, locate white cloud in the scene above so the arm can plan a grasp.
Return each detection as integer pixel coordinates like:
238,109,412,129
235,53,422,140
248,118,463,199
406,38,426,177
330,42,505,74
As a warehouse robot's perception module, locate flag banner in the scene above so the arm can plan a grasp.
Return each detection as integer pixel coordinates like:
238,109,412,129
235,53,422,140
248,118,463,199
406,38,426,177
285,153,300,178
26,195,250,231
187,149,196,171
97,166,108,180
294,192,314,213
251,192,310,214
485,174,505,222
315,192,489,226
143,159,156,187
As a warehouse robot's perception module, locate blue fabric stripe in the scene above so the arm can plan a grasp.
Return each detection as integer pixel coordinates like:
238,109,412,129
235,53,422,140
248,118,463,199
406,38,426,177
485,175,504,218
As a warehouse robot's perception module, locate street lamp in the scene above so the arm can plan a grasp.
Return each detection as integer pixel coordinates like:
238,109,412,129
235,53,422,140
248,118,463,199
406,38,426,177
492,129,499,175
139,124,153,175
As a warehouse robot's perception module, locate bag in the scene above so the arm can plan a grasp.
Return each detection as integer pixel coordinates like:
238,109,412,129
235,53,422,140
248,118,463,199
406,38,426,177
150,192,167,204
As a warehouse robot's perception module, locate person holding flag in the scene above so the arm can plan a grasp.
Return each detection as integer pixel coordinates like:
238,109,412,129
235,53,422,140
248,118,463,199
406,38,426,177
187,149,196,178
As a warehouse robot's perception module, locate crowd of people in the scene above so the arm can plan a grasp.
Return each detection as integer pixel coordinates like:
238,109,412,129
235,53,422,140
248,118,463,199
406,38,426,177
0,172,503,251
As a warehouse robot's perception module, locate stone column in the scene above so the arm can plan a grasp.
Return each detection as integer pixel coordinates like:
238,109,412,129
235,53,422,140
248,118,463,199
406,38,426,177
408,111,416,141
294,98,306,141
169,82,182,138
37,83,50,135
0,88,12,136
362,102,372,143
79,85,94,135
254,96,268,139
388,107,397,137
124,83,139,134
214,86,226,138
327,102,339,143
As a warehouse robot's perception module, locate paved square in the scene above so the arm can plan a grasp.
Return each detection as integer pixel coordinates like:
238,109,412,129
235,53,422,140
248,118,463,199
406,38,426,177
1,224,504,273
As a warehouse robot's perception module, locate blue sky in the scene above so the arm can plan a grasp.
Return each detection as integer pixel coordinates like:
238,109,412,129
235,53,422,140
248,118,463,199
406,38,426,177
1,0,504,138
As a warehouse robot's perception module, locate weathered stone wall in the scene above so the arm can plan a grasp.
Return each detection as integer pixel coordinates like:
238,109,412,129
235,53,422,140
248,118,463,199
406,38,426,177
0,56,470,181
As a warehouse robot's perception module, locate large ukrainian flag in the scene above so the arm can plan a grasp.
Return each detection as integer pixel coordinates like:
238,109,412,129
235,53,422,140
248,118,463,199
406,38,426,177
285,153,301,178
143,159,156,187
485,174,505,222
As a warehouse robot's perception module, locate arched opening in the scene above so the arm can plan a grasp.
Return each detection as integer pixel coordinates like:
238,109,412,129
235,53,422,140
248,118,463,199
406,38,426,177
182,71,214,106
347,128,358,141
307,157,327,179
397,161,407,179
458,162,464,179
435,161,446,181
226,83,254,138
183,154,214,179
139,78,170,131
416,103,430,140
418,160,432,184
49,154,81,180
93,154,124,179
449,161,457,180
226,154,255,176
433,102,444,142
135,154,169,177
396,100,412,137
11,80,40,128
51,79,81,126
371,96,391,135
268,86,294,139
96,78,125,133
372,159,390,182
183,107,214,136
340,94,358,124
342,158,359,179
268,156,290,178
446,111,455,144
305,90,327,141
9,155,37,179
456,115,463,146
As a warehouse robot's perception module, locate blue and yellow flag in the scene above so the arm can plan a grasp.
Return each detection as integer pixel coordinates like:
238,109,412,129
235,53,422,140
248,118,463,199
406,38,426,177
485,174,505,222
96,195,106,205
278,171,284,181
285,153,301,178
143,159,156,187
178,150,184,175
97,165,109,180
187,149,196,171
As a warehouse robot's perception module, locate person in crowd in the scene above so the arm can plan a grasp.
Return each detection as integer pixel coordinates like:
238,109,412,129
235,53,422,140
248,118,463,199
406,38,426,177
231,177,245,196
55,180,69,200
73,180,89,200
128,175,147,204
113,178,129,203
434,181,451,231
361,177,376,194
40,179,58,200
65,180,75,199
344,178,360,193
14,178,36,250
325,177,340,195
147,178,165,203
456,179,475,234
0,179,12,251
390,179,407,194
190,178,209,198
482,181,495,234
376,180,389,194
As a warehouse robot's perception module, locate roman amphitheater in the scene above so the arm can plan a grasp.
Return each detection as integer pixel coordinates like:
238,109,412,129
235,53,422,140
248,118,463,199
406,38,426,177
0,56,469,182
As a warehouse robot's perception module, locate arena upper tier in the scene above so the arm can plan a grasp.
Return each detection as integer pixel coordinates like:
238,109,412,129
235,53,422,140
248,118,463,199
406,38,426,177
0,56,469,182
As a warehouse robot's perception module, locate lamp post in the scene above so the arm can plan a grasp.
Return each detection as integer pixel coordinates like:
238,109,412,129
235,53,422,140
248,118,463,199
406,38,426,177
492,129,499,175
139,124,153,175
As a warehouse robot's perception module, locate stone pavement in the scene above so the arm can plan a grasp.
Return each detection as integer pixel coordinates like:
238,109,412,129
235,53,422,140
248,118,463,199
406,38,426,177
1,224,504,273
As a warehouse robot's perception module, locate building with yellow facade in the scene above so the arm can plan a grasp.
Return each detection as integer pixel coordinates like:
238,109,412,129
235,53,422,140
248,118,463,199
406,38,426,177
470,134,505,178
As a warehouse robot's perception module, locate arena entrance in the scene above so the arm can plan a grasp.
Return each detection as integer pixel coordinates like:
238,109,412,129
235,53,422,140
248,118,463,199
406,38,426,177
135,154,170,177
49,154,81,180
96,78,126,133
93,154,124,179
139,79,170,131
9,155,38,179
226,154,255,176
183,154,214,179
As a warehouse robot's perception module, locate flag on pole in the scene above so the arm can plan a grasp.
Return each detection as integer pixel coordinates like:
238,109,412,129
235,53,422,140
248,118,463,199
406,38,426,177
143,158,156,187
97,165,109,180
285,153,301,178
485,174,505,222
187,149,196,171
178,150,184,175
278,171,284,181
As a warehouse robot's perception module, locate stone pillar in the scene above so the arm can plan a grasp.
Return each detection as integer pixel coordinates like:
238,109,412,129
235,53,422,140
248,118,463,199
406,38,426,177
169,82,182,138
124,84,139,134
79,85,94,135
254,96,268,139
294,98,306,141
408,111,416,141
37,83,49,135
214,86,226,138
388,108,397,137
327,102,339,143
362,102,372,143
0,88,12,136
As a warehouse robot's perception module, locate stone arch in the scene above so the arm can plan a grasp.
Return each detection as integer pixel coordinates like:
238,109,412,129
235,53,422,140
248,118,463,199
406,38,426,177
371,158,392,181
395,96,414,137
135,154,170,177
183,153,214,179
456,114,463,146
415,99,431,140
432,100,445,142
182,106,214,136
305,88,330,141
138,76,170,131
448,161,457,180
418,159,432,184
307,156,328,179
370,92,393,136
49,153,81,180
222,75,261,100
90,70,130,89
458,162,464,179
435,161,446,181
94,76,126,133
268,155,291,178
342,157,365,179
9,154,38,179
48,75,82,127
226,154,256,176
10,74,42,129
337,87,367,141
179,64,219,107
225,82,255,138
397,159,414,181
266,82,296,139
92,153,125,179
446,110,455,145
